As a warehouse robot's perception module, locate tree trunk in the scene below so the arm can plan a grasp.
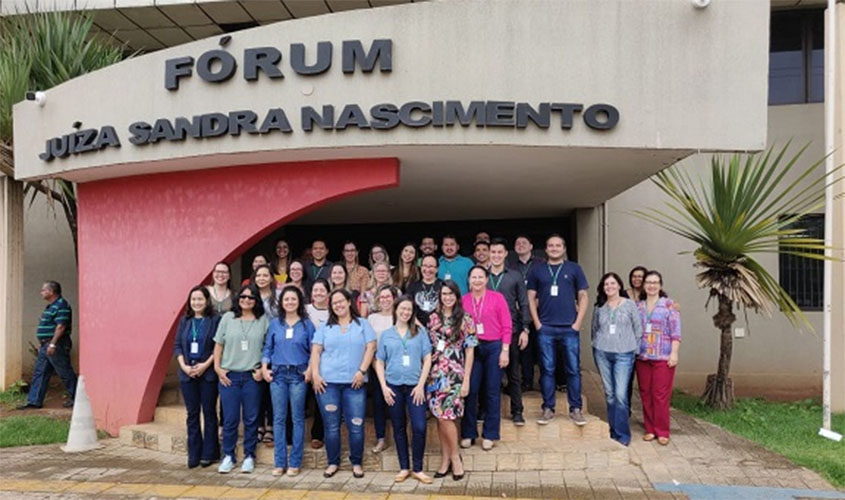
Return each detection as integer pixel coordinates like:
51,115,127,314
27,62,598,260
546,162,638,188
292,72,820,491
703,292,736,409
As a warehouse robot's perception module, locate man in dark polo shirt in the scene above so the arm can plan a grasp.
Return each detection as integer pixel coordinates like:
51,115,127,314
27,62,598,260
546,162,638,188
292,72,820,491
488,238,530,425
305,239,332,291
18,281,78,409
527,235,589,426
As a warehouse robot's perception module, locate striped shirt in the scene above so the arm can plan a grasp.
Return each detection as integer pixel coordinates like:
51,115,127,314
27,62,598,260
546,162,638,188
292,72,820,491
37,297,72,339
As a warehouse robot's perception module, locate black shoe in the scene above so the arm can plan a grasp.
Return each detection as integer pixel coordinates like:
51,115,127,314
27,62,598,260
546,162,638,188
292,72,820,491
188,460,200,469
200,459,214,468
521,384,534,392
434,465,452,479
512,413,526,426
478,413,486,423
452,456,464,481
16,403,40,410
63,399,74,408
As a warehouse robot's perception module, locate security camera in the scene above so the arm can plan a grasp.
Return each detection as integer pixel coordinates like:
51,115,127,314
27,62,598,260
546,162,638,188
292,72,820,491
25,91,47,107
691,0,710,8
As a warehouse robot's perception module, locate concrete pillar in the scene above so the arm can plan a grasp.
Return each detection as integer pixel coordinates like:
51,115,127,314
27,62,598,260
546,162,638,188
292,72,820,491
0,174,23,389
830,4,845,413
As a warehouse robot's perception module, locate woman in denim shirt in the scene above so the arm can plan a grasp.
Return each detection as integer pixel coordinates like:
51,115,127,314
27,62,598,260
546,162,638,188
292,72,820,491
261,285,315,477
636,270,681,445
310,288,377,479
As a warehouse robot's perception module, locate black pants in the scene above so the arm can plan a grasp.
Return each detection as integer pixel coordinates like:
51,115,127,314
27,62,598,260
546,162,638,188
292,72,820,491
505,331,524,416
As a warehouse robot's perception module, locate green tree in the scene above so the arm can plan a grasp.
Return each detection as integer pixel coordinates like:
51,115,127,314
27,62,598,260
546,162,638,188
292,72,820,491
636,144,841,409
0,10,126,260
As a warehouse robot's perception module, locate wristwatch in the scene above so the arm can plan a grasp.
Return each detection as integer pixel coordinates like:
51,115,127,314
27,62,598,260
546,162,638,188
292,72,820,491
358,369,366,376
48,343,56,348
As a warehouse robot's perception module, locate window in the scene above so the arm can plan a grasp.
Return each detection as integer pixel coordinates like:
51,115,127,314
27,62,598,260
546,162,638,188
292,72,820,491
779,214,824,310
769,10,825,105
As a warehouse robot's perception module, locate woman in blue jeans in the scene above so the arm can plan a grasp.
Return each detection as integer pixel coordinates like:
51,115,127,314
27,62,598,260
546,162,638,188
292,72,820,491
375,295,433,484
591,272,642,446
310,288,377,479
213,284,269,474
173,285,221,468
261,285,315,477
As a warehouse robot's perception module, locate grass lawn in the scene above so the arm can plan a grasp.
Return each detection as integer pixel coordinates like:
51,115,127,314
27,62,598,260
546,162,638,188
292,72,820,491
0,414,70,447
672,391,845,488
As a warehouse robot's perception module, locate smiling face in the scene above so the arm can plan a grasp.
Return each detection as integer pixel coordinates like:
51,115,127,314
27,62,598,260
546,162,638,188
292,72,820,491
603,275,622,299
377,288,395,312
396,299,414,324
330,265,346,288
469,267,487,292
545,236,565,261
311,282,328,306
281,289,299,314
311,241,328,262
514,236,532,256
440,285,457,309
441,238,458,258
490,244,507,267
420,256,437,281
630,269,645,289
289,262,304,282
644,273,663,298
330,291,351,319
254,267,273,290
420,237,437,255
238,288,256,311
190,290,207,315
212,263,230,286
343,243,358,265
373,263,391,285
370,245,387,264
400,245,416,264
252,255,267,270
473,244,490,265
275,241,289,259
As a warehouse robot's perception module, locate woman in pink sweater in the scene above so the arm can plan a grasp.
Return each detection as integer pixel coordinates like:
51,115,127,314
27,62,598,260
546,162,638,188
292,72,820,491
459,265,512,451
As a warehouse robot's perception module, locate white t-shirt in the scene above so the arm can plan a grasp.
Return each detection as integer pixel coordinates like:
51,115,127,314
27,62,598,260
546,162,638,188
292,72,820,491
367,313,394,342
306,304,329,328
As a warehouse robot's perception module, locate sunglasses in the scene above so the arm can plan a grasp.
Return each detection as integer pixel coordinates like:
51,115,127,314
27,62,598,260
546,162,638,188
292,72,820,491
239,294,257,300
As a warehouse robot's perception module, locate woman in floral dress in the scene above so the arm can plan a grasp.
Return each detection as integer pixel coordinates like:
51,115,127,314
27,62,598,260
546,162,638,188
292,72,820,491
426,280,476,481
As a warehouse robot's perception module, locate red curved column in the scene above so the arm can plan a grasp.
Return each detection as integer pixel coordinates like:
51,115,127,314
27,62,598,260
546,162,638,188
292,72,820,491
76,158,399,434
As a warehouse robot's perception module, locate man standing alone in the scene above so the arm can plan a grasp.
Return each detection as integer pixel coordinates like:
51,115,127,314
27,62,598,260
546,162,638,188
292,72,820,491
18,281,78,409
527,235,588,426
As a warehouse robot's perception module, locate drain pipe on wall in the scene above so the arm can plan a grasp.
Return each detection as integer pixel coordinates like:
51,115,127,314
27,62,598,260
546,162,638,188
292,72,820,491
819,0,842,443
600,202,608,276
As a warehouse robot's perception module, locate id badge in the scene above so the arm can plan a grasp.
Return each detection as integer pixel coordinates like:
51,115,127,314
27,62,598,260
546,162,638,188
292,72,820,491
550,285,559,297
444,273,452,281
190,342,199,354
476,323,485,335
609,324,617,335
240,340,249,351
285,328,294,339
645,323,652,333
437,339,446,352
402,355,411,367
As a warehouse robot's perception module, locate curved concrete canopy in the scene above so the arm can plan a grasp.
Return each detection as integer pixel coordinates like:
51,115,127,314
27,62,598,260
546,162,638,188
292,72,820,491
13,0,769,199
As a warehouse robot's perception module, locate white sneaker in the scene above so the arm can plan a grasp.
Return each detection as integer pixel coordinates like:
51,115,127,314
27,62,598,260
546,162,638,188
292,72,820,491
218,455,235,474
241,456,255,473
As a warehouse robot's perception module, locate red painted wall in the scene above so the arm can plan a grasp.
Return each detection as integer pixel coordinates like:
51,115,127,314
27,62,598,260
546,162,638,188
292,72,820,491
76,158,399,434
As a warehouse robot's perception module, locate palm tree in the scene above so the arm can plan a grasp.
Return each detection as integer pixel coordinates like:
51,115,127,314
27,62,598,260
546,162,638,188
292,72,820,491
0,10,126,261
635,144,841,409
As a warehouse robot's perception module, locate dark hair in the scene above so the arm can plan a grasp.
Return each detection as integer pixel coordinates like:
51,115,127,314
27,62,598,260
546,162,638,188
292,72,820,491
232,283,264,319
595,272,625,307
311,238,327,248
278,285,308,324
184,285,215,318
420,254,438,267
393,243,420,288
211,261,232,289
639,270,668,301
286,258,306,283
311,278,330,295
546,233,566,246
330,262,348,290
438,280,467,342
420,235,436,243
473,240,490,250
468,265,489,277
251,254,269,266
44,280,62,296
393,295,420,337
327,288,361,326
442,234,458,244
270,239,290,276
489,237,508,250
628,266,648,289
514,234,532,244
252,263,278,313
342,240,358,251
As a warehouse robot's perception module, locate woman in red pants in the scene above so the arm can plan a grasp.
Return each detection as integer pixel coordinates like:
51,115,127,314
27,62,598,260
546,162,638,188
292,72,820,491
636,270,680,446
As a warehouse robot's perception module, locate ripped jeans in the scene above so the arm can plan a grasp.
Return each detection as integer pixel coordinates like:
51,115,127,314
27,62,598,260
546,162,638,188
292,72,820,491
316,383,366,466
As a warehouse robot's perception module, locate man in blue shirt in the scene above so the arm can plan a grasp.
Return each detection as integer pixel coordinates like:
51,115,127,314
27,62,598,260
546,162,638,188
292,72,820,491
527,235,589,426
437,235,473,294
18,281,78,409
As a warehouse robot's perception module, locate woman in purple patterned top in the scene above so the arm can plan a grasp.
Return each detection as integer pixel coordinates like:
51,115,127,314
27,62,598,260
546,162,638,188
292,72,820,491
636,270,680,445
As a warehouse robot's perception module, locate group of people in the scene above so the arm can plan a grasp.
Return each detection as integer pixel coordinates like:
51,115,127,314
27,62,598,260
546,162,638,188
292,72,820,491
171,232,682,482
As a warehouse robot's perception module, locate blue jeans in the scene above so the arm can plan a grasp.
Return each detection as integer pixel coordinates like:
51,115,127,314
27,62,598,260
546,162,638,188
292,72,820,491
317,383,366,466
27,337,77,407
387,383,427,472
461,340,502,441
593,349,635,445
180,377,219,464
538,326,582,412
269,365,307,468
219,371,261,461
368,368,387,440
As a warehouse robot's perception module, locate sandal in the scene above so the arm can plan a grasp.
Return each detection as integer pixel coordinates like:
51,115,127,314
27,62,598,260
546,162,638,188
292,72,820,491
657,436,670,446
271,467,285,476
412,471,433,484
642,433,656,442
263,429,274,444
371,439,388,454
352,465,365,478
323,465,339,478
394,470,410,482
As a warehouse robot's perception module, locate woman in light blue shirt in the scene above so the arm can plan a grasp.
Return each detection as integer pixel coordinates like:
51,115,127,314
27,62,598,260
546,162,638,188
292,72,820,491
375,295,433,484
310,288,377,479
261,285,315,477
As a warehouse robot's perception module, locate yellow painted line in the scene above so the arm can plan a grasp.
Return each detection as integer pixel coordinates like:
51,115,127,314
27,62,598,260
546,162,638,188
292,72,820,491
0,479,498,500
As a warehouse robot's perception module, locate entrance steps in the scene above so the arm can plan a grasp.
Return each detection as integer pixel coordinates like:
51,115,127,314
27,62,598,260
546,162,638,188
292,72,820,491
119,390,631,472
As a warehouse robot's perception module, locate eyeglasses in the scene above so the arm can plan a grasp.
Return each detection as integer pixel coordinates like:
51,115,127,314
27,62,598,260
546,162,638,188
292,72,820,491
213,270,229,274
644,281,661,285
239,294,256,300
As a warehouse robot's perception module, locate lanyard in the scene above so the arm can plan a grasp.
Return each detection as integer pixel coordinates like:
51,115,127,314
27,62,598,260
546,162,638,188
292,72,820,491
239,318,256,342
471,292,486,322
312,264,325,280
489,272,505,291
397,328,409,353
547,263,563,284
191,317,204,342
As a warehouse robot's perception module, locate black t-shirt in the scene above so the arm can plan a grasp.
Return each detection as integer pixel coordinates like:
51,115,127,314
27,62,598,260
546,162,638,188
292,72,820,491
405,279,443,326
